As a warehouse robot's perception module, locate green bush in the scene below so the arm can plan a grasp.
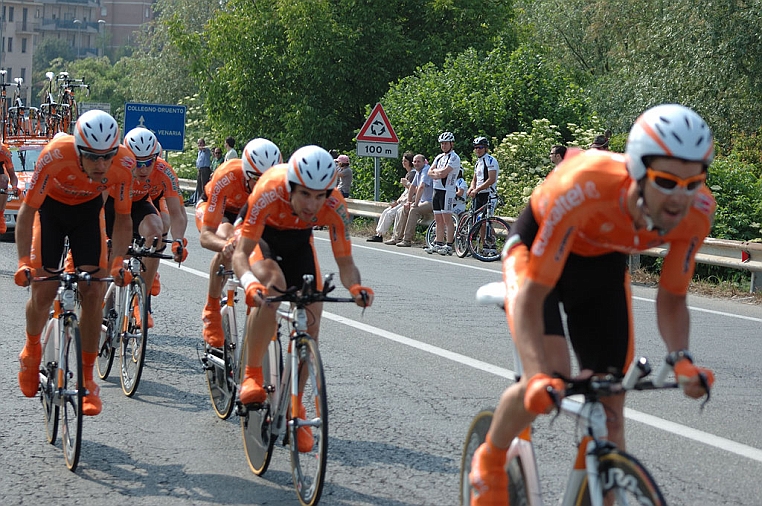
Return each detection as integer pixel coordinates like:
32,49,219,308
707,158,762,241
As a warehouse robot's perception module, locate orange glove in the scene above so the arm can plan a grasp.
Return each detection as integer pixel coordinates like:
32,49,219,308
674,357,714,395
524,373,566,415
110,256,133,287
245,281,268,307
171,238,188,262
14,256,32,287
349,284,374,307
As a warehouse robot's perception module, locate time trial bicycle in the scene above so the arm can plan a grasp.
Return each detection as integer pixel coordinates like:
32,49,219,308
36,270,111,471
98,237,173,396
459,281,710,506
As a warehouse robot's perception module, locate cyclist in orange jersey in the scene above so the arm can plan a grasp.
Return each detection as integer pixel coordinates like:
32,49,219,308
197,138,282,347
0,142,17,233
232,145,373,451
14,110,135,417
469,104,717,506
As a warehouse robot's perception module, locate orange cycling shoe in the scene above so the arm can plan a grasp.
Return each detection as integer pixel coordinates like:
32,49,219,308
82,380,102,416
469,442,509,506
296,403,315,453
133,305,154,329
151,272,161,296
18,342,41,397
202,307,223,348
239,376,267,405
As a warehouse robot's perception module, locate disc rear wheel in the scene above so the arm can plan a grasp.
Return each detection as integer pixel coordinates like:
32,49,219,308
40,321,60,445
97,284,117,380
61,317,83,471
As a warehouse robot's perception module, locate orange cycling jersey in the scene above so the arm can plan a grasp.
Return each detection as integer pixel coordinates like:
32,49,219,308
148,157,182,202
526,150,715,295
25,136,134,214
239,165,353,258
202,159,250,229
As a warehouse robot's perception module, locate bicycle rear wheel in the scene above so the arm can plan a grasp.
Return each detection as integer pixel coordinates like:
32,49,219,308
97,284,117,380
290,336,328,506
241,335,281,475
459,409,494,506
61,316,83,471
454,214,473,258
425,220,437,248
120,277,148,397
205,309,236,419
468,217,511,262
574,449,666,506
40,320,60,445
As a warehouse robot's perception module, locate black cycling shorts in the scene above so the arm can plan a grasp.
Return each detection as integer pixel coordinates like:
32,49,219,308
432,189,454,213
512,205,631,376
260,226,319,292
38,195,103,269
104,194,158,239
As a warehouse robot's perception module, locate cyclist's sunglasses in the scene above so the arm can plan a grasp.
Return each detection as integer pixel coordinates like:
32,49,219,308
80,147,119,162
646,168,705,195
136,157,156,168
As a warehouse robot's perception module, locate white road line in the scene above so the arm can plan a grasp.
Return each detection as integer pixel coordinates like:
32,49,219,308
162,248,762,463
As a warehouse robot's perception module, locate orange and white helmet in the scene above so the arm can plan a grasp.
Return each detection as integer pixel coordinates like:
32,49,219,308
287,145,337,191
625,104,714,181
73,110,120,153
123,127,158,160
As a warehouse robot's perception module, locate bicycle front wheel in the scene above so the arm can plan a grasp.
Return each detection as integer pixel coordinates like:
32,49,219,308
61,315,84,471
574,449,666,506
468,217,511,262
40,320,60,445
97,284,117,380
205,309,236,420
241,335,281,476
454,214,473,258
459,409,494,506
120,277,148,397
290,336,328,506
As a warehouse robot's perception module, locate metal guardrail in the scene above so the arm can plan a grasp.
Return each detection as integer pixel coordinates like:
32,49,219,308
178,178,762,292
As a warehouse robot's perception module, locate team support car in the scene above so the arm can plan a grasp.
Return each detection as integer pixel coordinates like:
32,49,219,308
3,145,41,234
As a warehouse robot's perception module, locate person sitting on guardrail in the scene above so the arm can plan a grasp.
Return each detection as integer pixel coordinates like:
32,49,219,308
197,138,282,348
367,151,416,243
469,104,717,506
394,153,434,247
0,141,17,234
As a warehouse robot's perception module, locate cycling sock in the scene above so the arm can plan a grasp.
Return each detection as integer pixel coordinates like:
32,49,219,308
484,434,508,465
82,351,98,381
244,365,264,384
26,332,41,346
206,296,221,310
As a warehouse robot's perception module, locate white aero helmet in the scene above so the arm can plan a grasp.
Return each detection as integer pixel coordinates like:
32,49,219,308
287,145,337,191
438,131,455,143
625,104,714,181
242,138,282,181
74,110,120,153
123,127,158,160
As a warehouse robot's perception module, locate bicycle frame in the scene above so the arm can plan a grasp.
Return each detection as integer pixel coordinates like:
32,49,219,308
39,277,79,406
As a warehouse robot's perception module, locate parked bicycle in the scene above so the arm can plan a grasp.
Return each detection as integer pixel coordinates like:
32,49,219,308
56,72,89,134
442,195,509,261
39,72,61,138
459,282,709,506
0,71,20,140
7,77,30,136
36,270,111,471
98,237,173,396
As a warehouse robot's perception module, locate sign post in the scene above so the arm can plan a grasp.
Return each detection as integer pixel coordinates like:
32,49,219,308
124,102,187,151
355,103,399,201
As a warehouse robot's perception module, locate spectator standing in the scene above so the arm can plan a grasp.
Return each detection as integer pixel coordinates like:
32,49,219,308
335,154,353,198
189,138,212,206
426,131,461,255
395,154,434,247
367,151,416,243
467,136,500,216
224,136,238,161
210,147,225,173
549,145,567,167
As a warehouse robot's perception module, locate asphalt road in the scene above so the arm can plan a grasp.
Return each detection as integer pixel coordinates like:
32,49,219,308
1,212,761,505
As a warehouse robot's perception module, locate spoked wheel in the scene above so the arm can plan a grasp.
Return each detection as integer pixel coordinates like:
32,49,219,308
426,214,458,250
40,321,60,445
454,215,473,258
290,336,328,506
468,217,511,262
61,317,83,471
97,284,117,380
242,336,281,476
205,310,236,420
459,409,494,506
576,450,666,506
120,277,147,397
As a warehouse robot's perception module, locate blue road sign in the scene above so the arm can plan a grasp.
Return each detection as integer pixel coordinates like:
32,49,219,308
124,102,187,151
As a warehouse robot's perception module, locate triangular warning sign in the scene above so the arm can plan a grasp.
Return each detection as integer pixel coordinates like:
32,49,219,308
357,103,398,143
